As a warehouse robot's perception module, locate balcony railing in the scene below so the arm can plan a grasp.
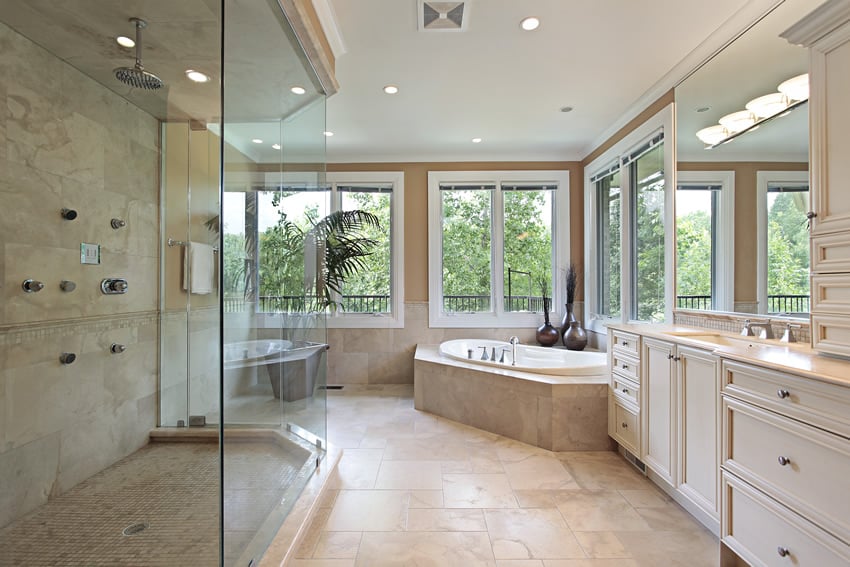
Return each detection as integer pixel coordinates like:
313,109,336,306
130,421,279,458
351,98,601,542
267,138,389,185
675,294,810,314
225,294,548,314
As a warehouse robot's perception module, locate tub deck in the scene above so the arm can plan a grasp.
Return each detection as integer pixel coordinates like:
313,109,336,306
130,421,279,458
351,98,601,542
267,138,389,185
413,345,613,452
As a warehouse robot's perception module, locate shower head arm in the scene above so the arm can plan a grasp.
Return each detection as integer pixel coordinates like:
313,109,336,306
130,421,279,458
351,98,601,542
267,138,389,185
130,17,147,70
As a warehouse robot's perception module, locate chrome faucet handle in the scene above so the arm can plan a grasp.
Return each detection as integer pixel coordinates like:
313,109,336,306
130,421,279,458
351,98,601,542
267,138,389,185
740,319,754,336
479,346,490,361
508,336,520,345
780,323,802,343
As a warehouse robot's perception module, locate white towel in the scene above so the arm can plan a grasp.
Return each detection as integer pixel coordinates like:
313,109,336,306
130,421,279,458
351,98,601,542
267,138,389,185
183,242,215,295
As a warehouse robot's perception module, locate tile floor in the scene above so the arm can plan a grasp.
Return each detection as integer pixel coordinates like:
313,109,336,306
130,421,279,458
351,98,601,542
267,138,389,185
293,385,719,567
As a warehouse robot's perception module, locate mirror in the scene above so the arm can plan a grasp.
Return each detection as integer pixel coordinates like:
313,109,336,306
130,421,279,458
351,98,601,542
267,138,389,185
674,0,814,318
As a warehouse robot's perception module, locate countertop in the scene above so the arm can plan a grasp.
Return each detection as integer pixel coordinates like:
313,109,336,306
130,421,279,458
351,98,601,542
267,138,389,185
608,323,850,388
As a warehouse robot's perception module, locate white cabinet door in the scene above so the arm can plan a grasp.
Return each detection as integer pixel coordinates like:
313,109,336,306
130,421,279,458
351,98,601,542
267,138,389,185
642,337,677,487
678,346,719,519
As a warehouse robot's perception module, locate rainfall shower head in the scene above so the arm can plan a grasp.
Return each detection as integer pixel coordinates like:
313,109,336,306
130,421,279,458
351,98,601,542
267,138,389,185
114,18,163,90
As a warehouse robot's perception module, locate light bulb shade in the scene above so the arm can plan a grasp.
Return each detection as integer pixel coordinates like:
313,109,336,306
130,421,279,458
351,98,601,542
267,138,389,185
745,93,789,119
778,73,809,101
719,110,756,133
696,125,729,145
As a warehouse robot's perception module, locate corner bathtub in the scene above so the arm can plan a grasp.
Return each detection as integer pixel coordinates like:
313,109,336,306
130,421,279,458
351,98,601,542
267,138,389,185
438,339,606,376
414,341,612,451
224,340,328,401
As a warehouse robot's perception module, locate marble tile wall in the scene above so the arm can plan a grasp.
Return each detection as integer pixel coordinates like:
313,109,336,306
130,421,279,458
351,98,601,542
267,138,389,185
327,301,583,385
0,21,160,527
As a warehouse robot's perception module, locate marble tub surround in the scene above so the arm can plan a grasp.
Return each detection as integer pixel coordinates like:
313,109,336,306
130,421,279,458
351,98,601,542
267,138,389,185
414,345,611,452
290,385,720,566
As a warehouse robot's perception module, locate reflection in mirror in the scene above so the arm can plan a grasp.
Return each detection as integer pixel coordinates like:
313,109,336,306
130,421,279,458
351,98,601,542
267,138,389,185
675,0,813,318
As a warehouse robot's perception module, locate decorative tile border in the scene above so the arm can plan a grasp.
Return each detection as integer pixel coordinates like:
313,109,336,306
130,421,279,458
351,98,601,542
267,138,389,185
0,310,159,346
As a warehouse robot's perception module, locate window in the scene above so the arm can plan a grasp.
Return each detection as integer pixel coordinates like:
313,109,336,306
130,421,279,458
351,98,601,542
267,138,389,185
585,105,674,331
675,171,735,312
428,171,570,328
757,171,809,317
230,171,403,328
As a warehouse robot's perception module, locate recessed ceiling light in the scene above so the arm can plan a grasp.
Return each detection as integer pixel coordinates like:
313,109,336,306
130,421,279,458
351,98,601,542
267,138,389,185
116,35,135,48
560,106,573,113
272,143,281,150
323,131,334,137
383,85,399,94
252,139,263,144
472,137,482,143
520,17,540,31
185,69,210,83
290,86,306,95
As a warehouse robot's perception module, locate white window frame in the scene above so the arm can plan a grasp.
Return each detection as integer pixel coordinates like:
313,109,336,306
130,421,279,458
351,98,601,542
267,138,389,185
756,169,809,318
584,104,675,334
675,170,735,312
427,170,570,328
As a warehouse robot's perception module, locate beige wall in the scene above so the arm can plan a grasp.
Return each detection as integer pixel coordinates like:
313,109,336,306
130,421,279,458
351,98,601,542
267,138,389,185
0,22,160,527
678,161,808,304
328,161,584,301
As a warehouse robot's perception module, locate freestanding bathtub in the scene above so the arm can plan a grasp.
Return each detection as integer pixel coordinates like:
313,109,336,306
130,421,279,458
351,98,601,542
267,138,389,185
224,340,328,401
414,340,612,451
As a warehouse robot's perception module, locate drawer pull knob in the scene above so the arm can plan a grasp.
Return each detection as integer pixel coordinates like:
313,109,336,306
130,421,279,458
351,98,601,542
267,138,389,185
622,341,629,347
621,364,628,369
777,389,790,399
777,546,790,558
621,422,628,429
622,388,629,394
777,456,791,466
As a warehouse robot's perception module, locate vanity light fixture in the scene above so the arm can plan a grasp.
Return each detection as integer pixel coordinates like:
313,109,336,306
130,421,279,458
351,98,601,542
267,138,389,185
471,137,482,143
520,17,540,31
185,69,210,83
290,86,306,95
383,85,399,94
272,143,281,150
323,131,334,137
116,35,135,48
252,138,263,144
697,73,809,149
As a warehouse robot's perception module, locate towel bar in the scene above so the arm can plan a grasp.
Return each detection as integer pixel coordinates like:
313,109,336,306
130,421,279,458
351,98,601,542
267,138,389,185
167,238,218,252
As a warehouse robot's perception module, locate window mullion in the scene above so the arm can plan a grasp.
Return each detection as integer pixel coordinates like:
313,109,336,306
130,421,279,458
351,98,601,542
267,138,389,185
492,186,504,316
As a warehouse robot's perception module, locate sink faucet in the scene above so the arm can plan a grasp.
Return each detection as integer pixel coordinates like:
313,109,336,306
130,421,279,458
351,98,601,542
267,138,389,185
508,336,520,366
748,319,775,340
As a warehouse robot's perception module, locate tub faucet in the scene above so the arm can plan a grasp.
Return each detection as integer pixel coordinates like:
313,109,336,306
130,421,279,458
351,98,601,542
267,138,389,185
498,347,509,364
508,336,520,366
479,346,490,361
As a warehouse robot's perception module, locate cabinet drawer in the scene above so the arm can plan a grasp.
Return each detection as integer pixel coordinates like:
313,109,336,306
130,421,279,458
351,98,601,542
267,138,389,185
722,472,850,567
811,232,850,273
611,330,639,357
612,375,639,406
812,313,850,360
811,274,850,315
721,360,850,438
723,397,850,542
611,352,640,383
611,399,639,454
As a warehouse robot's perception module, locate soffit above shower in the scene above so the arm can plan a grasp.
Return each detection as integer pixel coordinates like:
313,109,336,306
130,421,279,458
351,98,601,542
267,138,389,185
0,0,323,124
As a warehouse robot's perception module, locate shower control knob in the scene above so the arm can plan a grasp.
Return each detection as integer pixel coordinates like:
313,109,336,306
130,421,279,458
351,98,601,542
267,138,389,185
60,280,76,292
101,278,129,294
22,279,44,293
61,208,78,220
59,353,76,365
111,343,126,354
111,218,126,229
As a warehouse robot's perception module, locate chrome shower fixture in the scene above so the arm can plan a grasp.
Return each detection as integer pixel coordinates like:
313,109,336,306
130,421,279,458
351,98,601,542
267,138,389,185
114,18,163,90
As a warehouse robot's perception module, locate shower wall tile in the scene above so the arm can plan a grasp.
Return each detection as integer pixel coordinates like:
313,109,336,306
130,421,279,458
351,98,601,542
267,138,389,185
0,21,160,528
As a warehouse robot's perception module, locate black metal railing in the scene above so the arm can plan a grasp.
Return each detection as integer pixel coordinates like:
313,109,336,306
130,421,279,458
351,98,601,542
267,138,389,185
768,294,809,314
224,294,390,314
443,295,546,313
676,295,712,310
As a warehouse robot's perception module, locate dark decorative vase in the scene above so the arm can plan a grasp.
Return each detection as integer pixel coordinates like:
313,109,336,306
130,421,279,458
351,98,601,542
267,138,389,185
561,303,587,350
536,321,560,347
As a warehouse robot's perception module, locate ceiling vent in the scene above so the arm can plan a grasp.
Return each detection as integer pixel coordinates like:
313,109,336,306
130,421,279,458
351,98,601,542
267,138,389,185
418,1,468,31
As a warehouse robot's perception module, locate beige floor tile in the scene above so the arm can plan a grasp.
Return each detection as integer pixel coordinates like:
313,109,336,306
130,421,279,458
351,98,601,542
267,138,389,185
555,491,651,532
383,438,472,460
617,489,670,509
355,531,496,566
557,454,650,491
330,457,380,490
543,560,640,567
514,489,575,508
339,448,385,461
503,455,579,490
485,508,586,560
406,508,487,531
496,561,545,566
312,532,362,559
290,560,356,567
443,474,518,508
442,455,505,474
325,490,409,532
357,436,388,449
573,531,631,558
614,530,719,567
408,489,444,508
374,460,443,490
294,507,332,559
633,504,706,532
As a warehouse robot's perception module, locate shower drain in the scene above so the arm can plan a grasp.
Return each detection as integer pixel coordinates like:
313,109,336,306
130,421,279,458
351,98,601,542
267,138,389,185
122,522,149,536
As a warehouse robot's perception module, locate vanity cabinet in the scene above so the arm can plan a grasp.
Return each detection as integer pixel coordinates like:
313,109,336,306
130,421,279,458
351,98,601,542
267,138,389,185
608,329,641,456
641,338,677,487
782,0,850,358
720,359,850,565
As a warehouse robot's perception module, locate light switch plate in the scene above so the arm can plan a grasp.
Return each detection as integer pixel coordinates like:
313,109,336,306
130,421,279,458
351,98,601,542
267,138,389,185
80,243,100,265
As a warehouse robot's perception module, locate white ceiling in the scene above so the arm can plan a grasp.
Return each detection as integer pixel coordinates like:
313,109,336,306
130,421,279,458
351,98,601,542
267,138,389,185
323,0,759,163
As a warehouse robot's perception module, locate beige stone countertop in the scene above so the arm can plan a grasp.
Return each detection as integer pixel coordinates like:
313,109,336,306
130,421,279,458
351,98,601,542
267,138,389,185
608,322,850,389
